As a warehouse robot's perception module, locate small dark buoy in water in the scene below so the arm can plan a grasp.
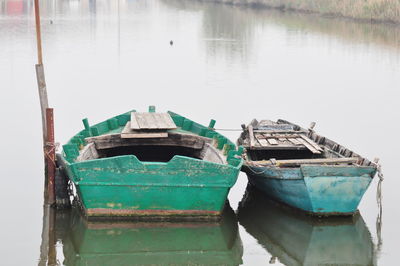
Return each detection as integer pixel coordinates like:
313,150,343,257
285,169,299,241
170,40,173,46
50,20,53,24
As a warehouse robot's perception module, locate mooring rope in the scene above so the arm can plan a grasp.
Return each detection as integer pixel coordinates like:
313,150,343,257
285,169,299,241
44,142,60,167
214,128,243,131
375,162,384,254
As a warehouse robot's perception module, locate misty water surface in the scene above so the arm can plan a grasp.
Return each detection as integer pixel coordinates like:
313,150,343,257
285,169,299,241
0,0,399,265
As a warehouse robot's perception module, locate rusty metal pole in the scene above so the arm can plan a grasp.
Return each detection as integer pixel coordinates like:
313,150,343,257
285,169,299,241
46,108,56,205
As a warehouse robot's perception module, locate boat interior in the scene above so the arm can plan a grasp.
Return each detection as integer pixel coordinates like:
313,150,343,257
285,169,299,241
238,119,373,167
77,131,226,164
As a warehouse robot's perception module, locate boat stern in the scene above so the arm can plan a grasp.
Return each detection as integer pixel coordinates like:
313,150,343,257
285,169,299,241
301,165,376,215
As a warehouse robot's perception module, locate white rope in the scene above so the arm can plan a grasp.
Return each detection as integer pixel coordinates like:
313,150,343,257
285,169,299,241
214,128,243,131
375,162,384,254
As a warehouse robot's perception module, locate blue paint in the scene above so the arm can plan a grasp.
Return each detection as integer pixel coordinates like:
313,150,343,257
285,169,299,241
237,189,375,265
243,164,376,215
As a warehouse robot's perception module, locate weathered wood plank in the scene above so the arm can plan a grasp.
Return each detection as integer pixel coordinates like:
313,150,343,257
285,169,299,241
76,143,99,162
254,130,302,134
122,122,168,138
161,113,176,129
288,138,302,145
144,113,159,129
153,113,168,129
262,133,302,140
248,125,255,148
257,138,270,147
137,113,150,129
131,112,176,130
121,132,169,139
266,138,278,145
299,134,323,152
244,145,307,150
86,131,211,150
130,112,140,129
249,157,358,166
297,138,321,154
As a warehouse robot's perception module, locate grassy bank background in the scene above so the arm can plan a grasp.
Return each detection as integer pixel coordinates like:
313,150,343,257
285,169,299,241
206,0,400,24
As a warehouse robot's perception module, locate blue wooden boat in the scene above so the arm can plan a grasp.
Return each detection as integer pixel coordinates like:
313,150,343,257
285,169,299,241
237,119,378,216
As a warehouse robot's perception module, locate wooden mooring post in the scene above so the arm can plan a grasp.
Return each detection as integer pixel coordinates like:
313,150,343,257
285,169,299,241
34,0,59,206
46,108,56,205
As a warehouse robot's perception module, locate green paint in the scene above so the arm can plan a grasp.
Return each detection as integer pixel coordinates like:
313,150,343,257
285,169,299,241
182,119,193,131
61,110,243,218
82,118,91,137
208,119,216,129
63,208,243,265
148,105,156,112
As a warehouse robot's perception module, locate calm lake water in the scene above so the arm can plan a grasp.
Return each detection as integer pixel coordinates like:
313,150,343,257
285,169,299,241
1,0,399,265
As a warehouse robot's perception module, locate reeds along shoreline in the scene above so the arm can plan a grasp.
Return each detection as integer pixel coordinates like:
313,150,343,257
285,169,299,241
205,0,400,24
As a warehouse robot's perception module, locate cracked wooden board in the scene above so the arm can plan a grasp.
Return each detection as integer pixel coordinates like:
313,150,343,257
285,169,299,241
130,112,177,130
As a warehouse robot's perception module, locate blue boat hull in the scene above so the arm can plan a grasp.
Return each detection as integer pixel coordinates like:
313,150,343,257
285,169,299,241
243,165,376,216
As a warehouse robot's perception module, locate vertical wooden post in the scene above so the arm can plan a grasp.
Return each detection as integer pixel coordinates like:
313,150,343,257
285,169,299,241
34,0,48,143
34,0,43,65
36,64,49,143
34,0,56,206
46,108,56,205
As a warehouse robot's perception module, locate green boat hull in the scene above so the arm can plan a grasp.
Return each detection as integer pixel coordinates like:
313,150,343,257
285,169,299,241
69,155,238,218
61,110,243,219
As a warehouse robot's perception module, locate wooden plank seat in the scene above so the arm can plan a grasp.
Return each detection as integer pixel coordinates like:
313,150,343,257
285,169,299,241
130,112,177,130
86,131,212,150
248,130,323,154
120,112,178,139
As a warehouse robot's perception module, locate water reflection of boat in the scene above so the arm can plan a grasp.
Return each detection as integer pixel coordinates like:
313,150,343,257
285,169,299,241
60,207,243,266
237,186,376,266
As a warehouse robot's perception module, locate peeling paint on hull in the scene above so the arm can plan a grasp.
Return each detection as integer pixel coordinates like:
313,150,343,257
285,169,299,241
86,208,221,219
243,164,376,216
61,110,243,219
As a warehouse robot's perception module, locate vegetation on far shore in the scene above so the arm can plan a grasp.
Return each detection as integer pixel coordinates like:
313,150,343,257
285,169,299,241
211,0,400,24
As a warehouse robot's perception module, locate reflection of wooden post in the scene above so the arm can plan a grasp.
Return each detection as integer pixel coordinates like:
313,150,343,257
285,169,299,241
48,207,57,265
38,205,57,266
46,108,56,205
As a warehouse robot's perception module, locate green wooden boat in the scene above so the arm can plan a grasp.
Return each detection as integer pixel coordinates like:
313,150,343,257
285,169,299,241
59,107,243,219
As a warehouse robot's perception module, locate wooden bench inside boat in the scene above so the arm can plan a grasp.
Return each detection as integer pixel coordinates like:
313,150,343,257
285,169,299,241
245,120,323,154
76,112,227,164
240,119,360,166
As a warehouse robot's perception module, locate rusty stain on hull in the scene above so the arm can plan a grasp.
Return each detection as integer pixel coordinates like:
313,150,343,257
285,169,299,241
87,208,220,216
84,207,221,221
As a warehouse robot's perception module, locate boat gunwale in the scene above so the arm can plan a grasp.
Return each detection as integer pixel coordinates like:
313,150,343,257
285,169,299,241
238,118,378,170
61,110,243,169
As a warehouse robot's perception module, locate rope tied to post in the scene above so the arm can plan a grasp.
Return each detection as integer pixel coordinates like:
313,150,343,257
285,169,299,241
373,158,384,255
44,142,59,167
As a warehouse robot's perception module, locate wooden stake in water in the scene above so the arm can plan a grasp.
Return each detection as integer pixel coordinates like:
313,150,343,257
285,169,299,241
34,0,56,205
34,0,43,65
34,0,49,142
46,108,56,205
